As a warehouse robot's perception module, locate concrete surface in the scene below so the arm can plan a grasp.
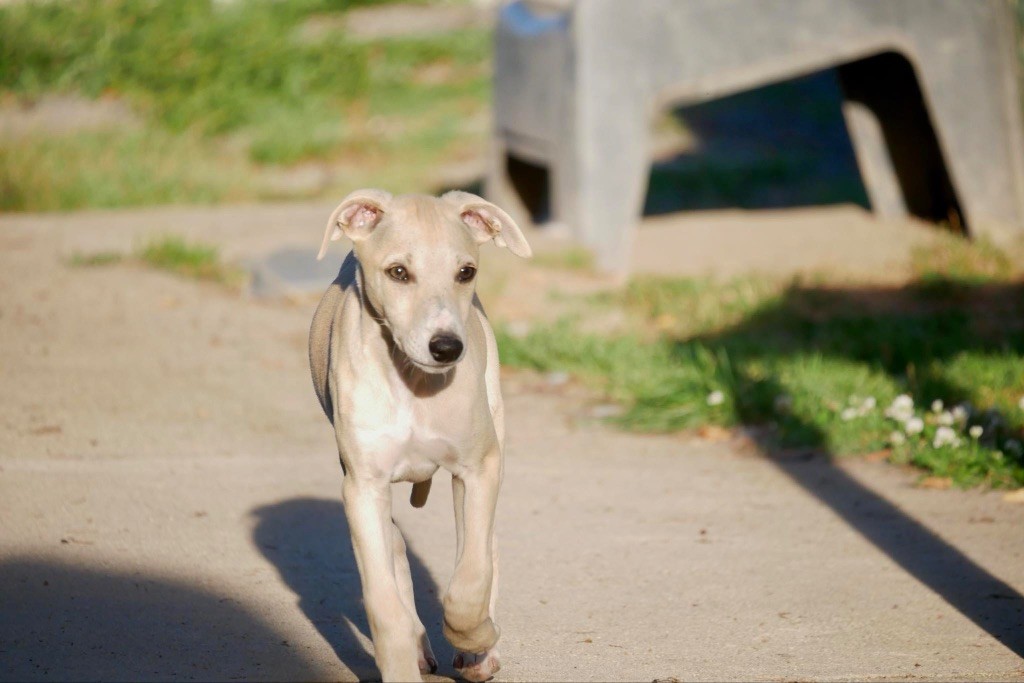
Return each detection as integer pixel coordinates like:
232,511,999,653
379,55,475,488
1,202,1022,681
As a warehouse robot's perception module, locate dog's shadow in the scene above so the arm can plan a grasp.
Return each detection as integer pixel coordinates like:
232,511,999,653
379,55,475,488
251,497,449,682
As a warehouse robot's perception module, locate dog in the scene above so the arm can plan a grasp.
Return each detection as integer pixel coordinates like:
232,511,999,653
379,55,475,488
309,189,532,681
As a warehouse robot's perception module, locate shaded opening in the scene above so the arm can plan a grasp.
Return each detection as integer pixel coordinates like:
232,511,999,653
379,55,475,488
643,70,870,216
505,153,552,224
642,60,965,234
837,51,965,233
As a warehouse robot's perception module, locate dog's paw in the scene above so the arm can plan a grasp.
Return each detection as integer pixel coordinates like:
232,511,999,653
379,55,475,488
453,648,500,682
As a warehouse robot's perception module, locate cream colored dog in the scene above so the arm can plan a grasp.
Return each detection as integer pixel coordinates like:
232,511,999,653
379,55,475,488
309,189,531,682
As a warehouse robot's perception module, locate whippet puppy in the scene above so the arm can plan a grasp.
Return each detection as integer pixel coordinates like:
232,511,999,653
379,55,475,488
309,189,532,682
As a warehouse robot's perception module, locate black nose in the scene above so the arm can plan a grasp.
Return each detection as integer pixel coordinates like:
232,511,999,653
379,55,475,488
428,335,463,363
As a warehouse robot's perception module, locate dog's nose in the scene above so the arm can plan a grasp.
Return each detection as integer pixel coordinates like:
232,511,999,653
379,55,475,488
428,335,463,363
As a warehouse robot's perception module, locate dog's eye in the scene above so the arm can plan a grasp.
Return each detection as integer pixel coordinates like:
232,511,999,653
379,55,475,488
456,265,477,283
386,265,410,282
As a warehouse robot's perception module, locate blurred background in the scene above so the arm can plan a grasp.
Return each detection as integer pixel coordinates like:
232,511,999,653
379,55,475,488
0,0,501,209
1,0,1018,217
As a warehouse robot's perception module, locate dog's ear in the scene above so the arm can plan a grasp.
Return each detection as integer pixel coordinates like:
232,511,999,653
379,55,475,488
442,191,532,258
317,189,393,260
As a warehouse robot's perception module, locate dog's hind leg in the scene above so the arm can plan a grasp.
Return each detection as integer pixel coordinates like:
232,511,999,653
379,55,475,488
391,518,437,675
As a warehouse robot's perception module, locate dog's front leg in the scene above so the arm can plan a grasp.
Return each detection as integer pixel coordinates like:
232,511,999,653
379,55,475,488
445,449,502,680
342,476,423,682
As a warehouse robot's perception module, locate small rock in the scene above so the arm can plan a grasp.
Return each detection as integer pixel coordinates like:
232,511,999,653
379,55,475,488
545,371,570,387
30,425,62,436
696,425,731,442
505,320,531,339
863,449,891,463
588,403,623,419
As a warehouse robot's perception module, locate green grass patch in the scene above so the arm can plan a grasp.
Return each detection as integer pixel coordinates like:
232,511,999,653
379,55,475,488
137,237,245,287
0,0,493,210
911,236,1017,285
68,250,125,267
497,259,1024,489
532,247,596,272
0,127,248,211
70,236,246,289
0,0,372,137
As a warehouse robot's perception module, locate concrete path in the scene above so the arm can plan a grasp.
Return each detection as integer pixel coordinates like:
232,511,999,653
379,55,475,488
1,203,1022,681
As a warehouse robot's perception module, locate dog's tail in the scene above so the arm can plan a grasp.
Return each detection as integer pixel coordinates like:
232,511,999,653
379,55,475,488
410,479,432,508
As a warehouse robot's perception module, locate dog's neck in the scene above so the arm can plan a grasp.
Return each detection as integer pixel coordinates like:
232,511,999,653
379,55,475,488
354,261,456,398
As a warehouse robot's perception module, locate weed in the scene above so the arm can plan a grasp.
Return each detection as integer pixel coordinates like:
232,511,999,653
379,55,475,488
68,236,246,288
68,251,124,267
532,247,595,272
137,237,245,287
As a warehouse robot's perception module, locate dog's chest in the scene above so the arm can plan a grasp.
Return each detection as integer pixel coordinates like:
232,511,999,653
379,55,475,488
348,388,470,482
390,414,454,482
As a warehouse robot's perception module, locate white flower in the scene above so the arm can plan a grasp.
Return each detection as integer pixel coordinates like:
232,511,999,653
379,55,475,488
707,390,725,406
933,426,958,448
969,425,983,439
931,399,944,414
885,394,915,422
893,394,914,410
850,395,877,417
951,404,970,425
889,431,906,446
840,407,858,421
937,411,954,427
905,417,925,435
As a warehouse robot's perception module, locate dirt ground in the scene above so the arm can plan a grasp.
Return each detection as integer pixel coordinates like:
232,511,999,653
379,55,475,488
1,202,1022,681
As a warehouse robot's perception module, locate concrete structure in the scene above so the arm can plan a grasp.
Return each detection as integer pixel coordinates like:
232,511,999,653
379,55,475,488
488,0,1024,271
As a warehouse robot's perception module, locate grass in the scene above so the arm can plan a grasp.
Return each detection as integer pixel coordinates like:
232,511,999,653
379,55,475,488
497,242,1024,489
70,237,246,288
0,0,492,210
0,0,372,136
68,250,124,267
532,246,596,272
0,127,250,212
137,237,245,286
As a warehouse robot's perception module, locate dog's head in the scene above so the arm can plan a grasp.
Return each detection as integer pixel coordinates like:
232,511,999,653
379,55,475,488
318,189,532,373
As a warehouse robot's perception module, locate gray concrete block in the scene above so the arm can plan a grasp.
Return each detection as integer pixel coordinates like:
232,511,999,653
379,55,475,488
489,0,1024,271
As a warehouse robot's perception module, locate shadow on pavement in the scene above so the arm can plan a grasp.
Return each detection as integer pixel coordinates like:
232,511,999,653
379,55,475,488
772,449,1024,657
687,280,1024,657
0,558,323,681
251,497,447,682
